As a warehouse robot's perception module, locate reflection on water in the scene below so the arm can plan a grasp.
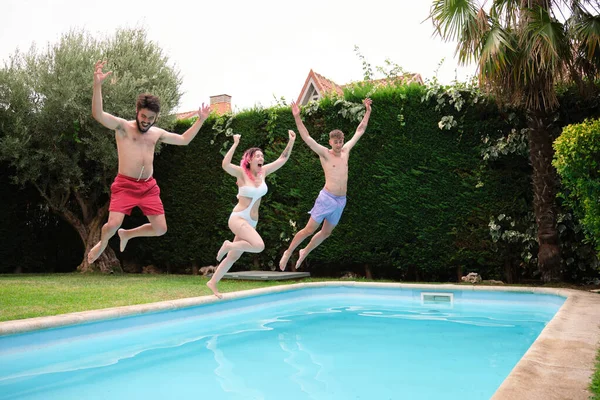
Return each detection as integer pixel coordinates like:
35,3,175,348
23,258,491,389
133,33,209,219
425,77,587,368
278,332,328,400
208,335,265,400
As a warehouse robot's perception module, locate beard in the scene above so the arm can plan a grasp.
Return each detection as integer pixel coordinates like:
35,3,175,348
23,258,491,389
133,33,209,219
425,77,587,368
136,116,154,133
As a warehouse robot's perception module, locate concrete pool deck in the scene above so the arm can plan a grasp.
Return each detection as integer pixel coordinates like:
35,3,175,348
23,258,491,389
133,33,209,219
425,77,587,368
0,281,598,399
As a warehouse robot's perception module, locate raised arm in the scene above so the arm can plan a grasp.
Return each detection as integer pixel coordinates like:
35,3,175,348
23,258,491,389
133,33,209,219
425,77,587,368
343,98,372,151
92,60,125,131
159,103,211,146
263,130,296,176
291,101,328,157
222,134,243,178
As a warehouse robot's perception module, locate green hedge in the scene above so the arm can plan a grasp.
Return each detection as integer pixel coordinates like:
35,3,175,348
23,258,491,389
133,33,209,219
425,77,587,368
3,82,598,281
126,84,527,280
553,118,600,253
0,165,82,273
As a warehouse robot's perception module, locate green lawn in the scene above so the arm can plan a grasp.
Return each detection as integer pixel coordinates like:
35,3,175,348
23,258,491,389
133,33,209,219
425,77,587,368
0,273,333,322
592,350,600,399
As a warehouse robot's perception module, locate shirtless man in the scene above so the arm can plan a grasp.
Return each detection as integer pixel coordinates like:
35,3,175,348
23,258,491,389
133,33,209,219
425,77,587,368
279,98,372,271
87,60,210,264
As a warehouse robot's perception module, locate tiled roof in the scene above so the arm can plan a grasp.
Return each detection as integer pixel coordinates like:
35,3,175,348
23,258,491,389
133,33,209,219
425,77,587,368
297,69,423,105
175,110,198,120
312,71,344,96
176,98,233,120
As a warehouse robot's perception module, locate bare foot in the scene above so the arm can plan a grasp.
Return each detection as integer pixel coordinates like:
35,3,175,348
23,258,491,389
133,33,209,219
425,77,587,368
216,240,231,262
206,280,223,299
295,249,308,270
279,250,291,271
118,229,129,252
87,241,103,264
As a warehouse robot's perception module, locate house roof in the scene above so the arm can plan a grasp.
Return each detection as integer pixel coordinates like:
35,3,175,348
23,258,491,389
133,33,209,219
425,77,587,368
175,110,198,120
296,69,344,104
296,69,423,104
312,70,345,96
176,95,233,119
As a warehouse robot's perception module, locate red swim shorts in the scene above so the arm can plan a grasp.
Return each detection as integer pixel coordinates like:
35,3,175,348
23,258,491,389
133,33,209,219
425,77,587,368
108,174,165,216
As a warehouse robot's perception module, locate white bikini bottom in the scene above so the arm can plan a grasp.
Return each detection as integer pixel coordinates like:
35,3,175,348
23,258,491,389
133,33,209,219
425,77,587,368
229,207,258,228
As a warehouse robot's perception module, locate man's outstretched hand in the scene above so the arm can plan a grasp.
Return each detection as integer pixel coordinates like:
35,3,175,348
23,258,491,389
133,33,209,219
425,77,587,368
198,103,211,121
94,60,112,86
291,101,300,118
363,98,372,112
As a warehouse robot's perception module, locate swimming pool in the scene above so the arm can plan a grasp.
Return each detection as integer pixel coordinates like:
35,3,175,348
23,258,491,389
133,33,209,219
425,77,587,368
0,285,566,400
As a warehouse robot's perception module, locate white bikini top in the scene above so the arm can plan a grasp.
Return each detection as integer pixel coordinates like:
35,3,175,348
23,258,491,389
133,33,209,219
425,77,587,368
237,180,268,200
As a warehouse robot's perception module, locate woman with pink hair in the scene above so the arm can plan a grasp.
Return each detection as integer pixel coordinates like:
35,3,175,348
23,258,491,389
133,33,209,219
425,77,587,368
207,131,296,298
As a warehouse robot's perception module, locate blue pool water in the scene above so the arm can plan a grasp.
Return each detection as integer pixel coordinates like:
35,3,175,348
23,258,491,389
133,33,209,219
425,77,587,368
0,286,564,400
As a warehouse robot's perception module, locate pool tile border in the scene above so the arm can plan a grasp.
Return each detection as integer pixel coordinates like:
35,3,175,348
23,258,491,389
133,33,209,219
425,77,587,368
1,281,598,399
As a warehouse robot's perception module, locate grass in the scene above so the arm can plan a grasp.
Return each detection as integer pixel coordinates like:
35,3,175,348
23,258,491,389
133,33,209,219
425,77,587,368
0,273,336,322
592,349,600,399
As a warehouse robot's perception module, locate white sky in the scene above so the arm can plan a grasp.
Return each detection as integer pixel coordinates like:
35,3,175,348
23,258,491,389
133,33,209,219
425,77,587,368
2,0,477,113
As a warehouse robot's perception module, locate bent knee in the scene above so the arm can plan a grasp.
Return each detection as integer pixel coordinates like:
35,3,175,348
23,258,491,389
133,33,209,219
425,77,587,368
104,221,121,233
301,226,318,236
253,240,265,253
154,224,168,236
321,230,333,239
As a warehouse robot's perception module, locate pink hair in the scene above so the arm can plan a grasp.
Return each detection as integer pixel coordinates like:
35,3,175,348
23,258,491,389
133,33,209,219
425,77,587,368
240,147,262,181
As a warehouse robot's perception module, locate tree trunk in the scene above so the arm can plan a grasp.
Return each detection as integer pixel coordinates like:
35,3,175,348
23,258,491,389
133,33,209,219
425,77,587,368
79,237,121,273
61,203,122,274
456,265,463,282
39,186,122,273
252,257,260,271
364,264,373,280
503,259,514,284
527,112,561,282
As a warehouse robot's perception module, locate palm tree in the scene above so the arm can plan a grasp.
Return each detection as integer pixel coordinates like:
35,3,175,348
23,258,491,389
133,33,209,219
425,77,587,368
430,0,600,282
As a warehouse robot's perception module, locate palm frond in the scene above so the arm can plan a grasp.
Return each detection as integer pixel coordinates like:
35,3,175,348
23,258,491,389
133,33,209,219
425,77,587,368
491,0,521,27
572,11,600,59
430,0,480,42
479,23,516,70
520,6,570,90
456,7,495,64
478,26,524,106
568,10,600,82
429,0,600,111
430,0,489,65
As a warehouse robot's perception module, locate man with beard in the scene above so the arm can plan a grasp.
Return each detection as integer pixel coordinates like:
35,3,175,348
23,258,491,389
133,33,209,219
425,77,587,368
87,60,210,264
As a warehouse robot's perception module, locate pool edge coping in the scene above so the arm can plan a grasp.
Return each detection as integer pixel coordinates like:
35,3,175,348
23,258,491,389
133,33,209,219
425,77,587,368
1,281,598,399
